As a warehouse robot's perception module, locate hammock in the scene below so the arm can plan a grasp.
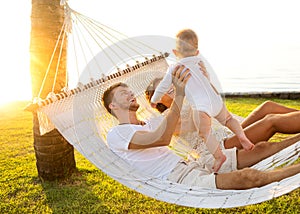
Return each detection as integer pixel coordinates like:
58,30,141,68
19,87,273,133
30,2,300,208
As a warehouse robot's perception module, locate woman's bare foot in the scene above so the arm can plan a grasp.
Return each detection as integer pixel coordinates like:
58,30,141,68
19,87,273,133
212,154,227,173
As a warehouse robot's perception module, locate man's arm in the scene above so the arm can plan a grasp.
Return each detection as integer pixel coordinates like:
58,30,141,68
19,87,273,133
129,66,190,149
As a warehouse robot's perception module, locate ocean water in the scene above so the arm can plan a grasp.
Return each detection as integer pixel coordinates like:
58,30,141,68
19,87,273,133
72,34,300,94
220,69,300,93
213,46,300,93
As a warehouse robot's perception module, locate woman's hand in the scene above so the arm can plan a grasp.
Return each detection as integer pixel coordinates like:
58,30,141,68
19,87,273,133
199,61,210,80
150,102,157,108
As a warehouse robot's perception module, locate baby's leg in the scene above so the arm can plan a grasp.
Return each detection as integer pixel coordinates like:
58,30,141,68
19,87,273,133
193,111,226,172
216,106,255,151
211,143,227,173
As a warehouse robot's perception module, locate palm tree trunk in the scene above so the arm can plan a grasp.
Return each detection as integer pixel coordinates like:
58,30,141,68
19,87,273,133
30,0,76,181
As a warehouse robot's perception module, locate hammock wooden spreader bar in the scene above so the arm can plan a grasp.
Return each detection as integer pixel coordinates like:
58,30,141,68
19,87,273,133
26,52,169,111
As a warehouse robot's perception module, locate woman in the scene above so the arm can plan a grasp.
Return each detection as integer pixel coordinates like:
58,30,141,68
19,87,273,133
145,77,300,151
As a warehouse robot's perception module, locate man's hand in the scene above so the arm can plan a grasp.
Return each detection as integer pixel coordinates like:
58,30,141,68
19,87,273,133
171,65,191,97
129,65,190,149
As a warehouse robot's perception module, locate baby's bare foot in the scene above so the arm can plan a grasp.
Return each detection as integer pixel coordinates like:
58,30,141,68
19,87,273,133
240,137,255,151
212,155,226,173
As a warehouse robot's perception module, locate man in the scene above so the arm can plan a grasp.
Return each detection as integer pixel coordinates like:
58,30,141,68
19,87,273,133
103,65,300,190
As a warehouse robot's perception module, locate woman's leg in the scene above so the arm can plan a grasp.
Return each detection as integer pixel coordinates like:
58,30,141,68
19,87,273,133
236,133,300,169
241,101,298,128
224,111,300,149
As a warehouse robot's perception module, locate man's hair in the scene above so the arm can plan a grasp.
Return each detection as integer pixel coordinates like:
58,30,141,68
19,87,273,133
176,29,198,57
102,82,128,115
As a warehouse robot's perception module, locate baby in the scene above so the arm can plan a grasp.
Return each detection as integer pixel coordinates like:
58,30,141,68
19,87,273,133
151,29,254,172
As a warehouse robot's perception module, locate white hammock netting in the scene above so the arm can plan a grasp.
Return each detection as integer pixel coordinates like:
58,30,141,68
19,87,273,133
34,54,300,208
31,2,300,209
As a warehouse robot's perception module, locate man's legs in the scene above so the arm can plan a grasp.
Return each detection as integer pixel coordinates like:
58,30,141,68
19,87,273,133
236,133,300,169
216,163,300,190
216,134,300,189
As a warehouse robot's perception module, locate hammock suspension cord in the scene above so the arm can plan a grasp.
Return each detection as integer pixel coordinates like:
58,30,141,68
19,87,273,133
37,23,67,98
37,2,165,98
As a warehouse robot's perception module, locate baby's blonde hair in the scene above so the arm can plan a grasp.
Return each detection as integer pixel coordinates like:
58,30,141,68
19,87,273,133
175,29,198,57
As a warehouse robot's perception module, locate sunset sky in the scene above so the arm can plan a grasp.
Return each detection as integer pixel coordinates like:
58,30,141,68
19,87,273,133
0,1,31,105
1,0,299,105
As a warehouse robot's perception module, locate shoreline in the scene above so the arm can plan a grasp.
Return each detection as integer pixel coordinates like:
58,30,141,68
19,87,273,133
1,91,300,108
223,91,300,100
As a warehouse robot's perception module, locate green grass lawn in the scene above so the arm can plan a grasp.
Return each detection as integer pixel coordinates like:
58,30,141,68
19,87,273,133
0,98,300,213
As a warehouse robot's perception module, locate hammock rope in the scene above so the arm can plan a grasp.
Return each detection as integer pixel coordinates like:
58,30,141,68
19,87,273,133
73,11,123,69
68,6,162,79
71,8,160,57
29,2,300,208
52,27,67,93
37,22,66,98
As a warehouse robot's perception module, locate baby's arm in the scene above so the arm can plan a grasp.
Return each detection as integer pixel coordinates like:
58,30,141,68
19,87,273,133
151,68,173,104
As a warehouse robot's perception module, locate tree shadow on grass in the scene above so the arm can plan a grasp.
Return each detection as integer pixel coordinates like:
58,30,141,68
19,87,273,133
40,168,111,213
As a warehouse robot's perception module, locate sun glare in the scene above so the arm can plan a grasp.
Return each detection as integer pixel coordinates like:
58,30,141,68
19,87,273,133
0,1,32,106
0,0,299,107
